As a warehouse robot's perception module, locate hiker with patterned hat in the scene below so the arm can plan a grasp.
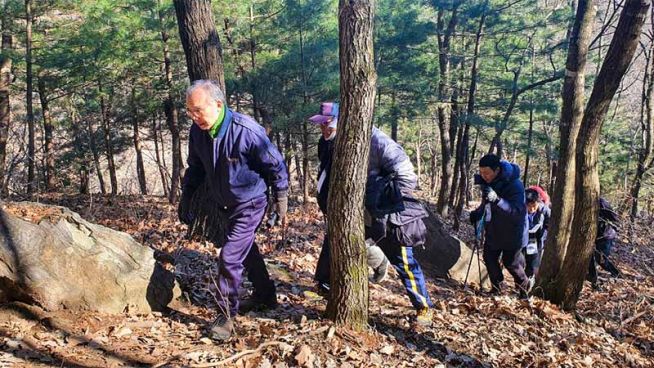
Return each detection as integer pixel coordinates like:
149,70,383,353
310,101,434,327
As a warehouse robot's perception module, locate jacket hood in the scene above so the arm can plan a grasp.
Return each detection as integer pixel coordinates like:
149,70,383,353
498,160,521,182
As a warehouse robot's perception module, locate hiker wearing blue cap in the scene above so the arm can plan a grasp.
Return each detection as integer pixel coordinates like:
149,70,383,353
309,101,434,327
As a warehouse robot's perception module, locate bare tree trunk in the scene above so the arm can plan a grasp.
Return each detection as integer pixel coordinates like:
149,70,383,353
524,103,535,186
25,0,35,194
37,76,55,191
173,0,225,89
538,0,596,294
630,7,654,220
0,4,13,194
416,121,422,189
454,3,486,229
151,116,169,197
131,86,147,195
157,0,181,203
98,81,118,196
543,0,649,309
326,0,376,330
434,4,459,217
85,119,106,195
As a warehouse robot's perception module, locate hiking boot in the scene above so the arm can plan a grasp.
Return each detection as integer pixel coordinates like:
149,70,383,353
238,295,278,314
371,257,389,284
415,308,433,327
208,314,234,341
528,276,536,292
315,282,330,298
518,289,530,301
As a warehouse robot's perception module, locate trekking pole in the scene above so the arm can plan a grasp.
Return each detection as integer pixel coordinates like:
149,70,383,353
464,212,486,290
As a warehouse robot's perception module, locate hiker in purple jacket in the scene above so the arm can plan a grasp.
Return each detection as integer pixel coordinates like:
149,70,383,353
179,80,288,341
470,154,530,299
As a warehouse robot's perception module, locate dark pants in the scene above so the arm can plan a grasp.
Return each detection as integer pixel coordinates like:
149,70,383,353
587,239,619,284
522,248,541,278
216,196,275,316
314,230,432,310
483,246,529,292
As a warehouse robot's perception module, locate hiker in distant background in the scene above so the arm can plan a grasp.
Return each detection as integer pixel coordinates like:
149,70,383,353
470,154,530,299
587,197,621,289
523,188,549,286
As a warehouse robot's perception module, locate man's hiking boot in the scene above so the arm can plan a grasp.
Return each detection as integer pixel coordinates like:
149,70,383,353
209,314,234,341
315,282,330,298
238,294,278,314
371,257,389,284
415,308,433,327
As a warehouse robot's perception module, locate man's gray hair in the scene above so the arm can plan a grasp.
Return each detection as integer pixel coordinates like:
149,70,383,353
186,79,226,104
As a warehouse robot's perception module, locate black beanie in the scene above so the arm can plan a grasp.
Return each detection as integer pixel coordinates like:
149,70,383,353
479,154,501,170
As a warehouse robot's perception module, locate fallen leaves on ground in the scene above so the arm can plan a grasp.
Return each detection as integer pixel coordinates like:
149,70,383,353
1,193,652,367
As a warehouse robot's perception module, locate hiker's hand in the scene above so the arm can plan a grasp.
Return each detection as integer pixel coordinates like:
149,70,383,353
272,190,288,224
482,186,499,204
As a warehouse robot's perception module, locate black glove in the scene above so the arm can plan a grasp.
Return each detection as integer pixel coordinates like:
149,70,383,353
482,186,499,204
177,194,194,225
272,190,288,225
470,211,481,225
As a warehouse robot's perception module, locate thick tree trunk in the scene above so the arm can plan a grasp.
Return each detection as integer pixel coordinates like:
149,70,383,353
538,0,595,294
131,87,147,195
173,0,225,89
37,77,55,192
326,0,376,330
544,0,649,309
98,82,118,196
0,6,12,193
302,120,309,205
25,0,35,195
158,0,181,203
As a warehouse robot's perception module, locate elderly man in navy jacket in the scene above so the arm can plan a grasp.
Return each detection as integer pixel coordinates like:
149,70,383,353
179,80,288,341
470,154,529,299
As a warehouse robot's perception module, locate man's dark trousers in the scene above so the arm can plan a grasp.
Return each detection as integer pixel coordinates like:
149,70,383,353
216,195,275,316
483,246,529,292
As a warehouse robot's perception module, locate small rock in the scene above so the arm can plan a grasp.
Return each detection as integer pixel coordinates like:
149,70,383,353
200,337,213,345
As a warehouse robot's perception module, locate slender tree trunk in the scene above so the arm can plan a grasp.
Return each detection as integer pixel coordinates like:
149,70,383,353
25,0,35,194
524,103,534,186
630,8,654,220
0,3,13,193
326,0,376,330
416,121,422,189
434,5,459,217
131,87,147,195
152,116,169,197
158,0,182,203
391,91,398,141
86,119,106,195
37,76,55,191
98,82,118,196
173,0,225,88
454,3,486,228
538,0,596,294
299,10,311,206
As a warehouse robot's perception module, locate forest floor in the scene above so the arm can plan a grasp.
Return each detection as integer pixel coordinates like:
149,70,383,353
1,194,653,368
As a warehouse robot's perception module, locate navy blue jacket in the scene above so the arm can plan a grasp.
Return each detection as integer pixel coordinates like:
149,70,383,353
472,161,528,251
181,109,288,208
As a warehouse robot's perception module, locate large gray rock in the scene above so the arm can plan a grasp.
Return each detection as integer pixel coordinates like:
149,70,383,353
0,202,180,313
414,208,491,289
